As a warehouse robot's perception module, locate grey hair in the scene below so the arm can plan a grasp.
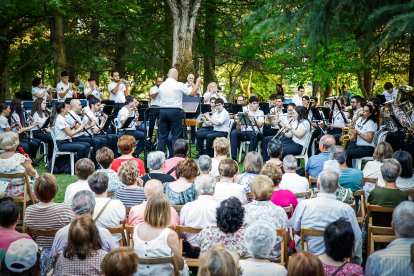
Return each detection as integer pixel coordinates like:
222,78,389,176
72,190,96,215
0,131,19,151
197,155,212,173
323,160,342,178
318,168,339,194
329,145,347,165
245,220,276,259
320,135,335,150
148,151,165,171
381,158,402,183
392,201,414,238
168,68,178,77
194,174,216,195
283,155,297,170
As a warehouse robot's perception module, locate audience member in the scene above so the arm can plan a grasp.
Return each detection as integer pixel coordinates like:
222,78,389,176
197,243,240,276
110,135,145,175
0,201,32,251
197,197,248,257
305,135,335,184
366,201,414,276
287,251,324,276
163,138,188,178
264,139,284,173
51,190,116,256
213,158,248,204
141,151,175,186
240,220,288,276
96,147,125,199
64,158,95,204
198,155,212,175
243,175,289,261
210,137,230,179
318,218,363,276
54,216,107,276
100,247,138,276
279,155,309,199
133,193,184,275
88,172,126,245
180,175,219,258
235,152,263,195
163,158,198,205
0,239,40,276
24,173,74,251
393,150,414,191
116,160,146,207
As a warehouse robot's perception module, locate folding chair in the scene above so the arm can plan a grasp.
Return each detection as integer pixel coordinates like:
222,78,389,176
283,204,293,216
366,204,396,256
403,189,414,201
126,225,135,248
107,225,128,247
300,226,324,252
138,253,180,276
49,127,76,176
368,225,395,256
246,193,254,200
175,225,203,267
107,191,115,197
309,177,318,189
172,205,184,212
294,191,311,199
294,131,314,167
353,189,366,227
276,226,289,266
26,227,58,241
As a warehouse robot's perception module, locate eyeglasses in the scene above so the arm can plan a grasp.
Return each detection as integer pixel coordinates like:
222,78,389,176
350,101,357,104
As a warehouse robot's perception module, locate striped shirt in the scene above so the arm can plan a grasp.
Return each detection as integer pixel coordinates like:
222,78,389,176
365,238,414,276
24,203,74,250
115,187,146,207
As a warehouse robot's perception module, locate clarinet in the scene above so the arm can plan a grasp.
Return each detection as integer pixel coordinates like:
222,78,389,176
11,116,28,138
83,108,106,135
68,112,93,138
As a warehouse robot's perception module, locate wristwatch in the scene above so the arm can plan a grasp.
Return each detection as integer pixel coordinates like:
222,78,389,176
357,131,361,136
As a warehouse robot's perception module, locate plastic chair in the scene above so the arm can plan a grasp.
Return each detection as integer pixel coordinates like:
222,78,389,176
49,127,75,176
352,130,388,170
294,131,314,168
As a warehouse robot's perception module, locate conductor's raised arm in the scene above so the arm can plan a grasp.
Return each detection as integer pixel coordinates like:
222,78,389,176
189,77,202,97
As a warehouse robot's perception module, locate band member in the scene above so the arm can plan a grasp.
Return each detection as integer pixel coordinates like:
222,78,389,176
30,98,54,161
347,95,364,125
50,102,91,161
292,85,305,106
84,78,103,100
83,97,119,158
118,95,145,157
203,82,227,104
74,76,85,91
327,98,349,137
276,84,284,96
237,96,245,105
265,95,286,137
367,98,381,126
230,96,264,159
0,103,11,136
31,77,53,101
108,71,130,119
148,77,163,140
196,98,230,157
339,84,352,105
346,104,377,167
158,68,202,156
382,82,398,101
57,71,77,102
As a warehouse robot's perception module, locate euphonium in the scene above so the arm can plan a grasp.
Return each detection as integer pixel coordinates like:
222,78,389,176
381,101,399,132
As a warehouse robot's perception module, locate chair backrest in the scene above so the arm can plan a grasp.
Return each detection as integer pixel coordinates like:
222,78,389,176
300,226,324,252
309,177,318,189
299,131,314,156
276,226,288,266
246,193,254,199
363,177,377,184
175,225,202,252
372,129,382,146
368,225,395,256
353,189,366,217
138,253,179,276
172,205,183,212
107,191,115,196
49,126,59,151
283,204,293,215
0,172,35,204
26,227,58,237
125,225,134,248
403,189,414,197
106,225,128,247
366,204,395,217
126,206,131,213
294,191,311,199
376,131,388,146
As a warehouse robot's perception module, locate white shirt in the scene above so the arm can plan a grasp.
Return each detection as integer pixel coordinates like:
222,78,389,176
32,87,48,100
209,158,220,178
10,112,21,133
289,193,361,255
242,105,250,112
93,198,126,245
63,180,92,204
0,115,10,135
84,87,101,99
32,111,48,131
57,81,74,102
363,160,386,200
291,119,311,146
213,181,248,204
180,195,219,247
149,85,161,106
239,260,287,276
203,92,227,104
212,109,230,133
108,82,127,103
292,94,303,106
117,106,136,130
65,110,84,138
241,109,264,133
279,173,309,202
159,78,191,108
355,117,377,147
82,110,99,136
308,110,324,130
54,114,71,141
382,88,398,102
396,175,414,191
332,110,350,126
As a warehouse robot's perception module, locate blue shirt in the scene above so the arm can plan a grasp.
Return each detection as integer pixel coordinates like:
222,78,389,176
305,152,329,178
340,168,363,191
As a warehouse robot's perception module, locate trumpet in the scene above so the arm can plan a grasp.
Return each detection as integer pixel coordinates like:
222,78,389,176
271,118,294,140
123,80,135,86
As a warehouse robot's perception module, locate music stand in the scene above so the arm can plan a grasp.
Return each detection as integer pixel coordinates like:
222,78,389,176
224,103,232,114
232,104,243,114
40,117,50,130
101,115,113,133
259,102,270,115
321,107,331,120
282,108,287,113
376,95,386,104
236,113,253,127
310,107,324,121
102,105,114,116
201,104,212,114
119,117,135,130
283,103,288,109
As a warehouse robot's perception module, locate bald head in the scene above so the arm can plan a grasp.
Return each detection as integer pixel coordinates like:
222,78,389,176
70,99,80,107
319,135,335,152
168,68,178,79
144,179,163,198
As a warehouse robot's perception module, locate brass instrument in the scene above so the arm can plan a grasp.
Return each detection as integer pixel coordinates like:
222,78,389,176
271,118,294,140
197,110,216,129
380,100,399,132
123,80,135,86
339,110,362,150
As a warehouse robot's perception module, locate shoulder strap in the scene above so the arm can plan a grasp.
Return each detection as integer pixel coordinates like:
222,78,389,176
331,261,349,276
94,199,112,223
167,166,176,175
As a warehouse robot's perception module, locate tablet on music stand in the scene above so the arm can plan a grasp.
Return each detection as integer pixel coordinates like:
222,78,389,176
376,95,386,104
102,105,114,116
119,117,135,130
310,107,324,121
283,104,288,109
100,115,113,134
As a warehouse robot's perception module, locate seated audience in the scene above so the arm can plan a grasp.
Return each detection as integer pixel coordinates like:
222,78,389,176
0,239,40,275
180,174,219,258
198,155,212,175
240,220,288,276
197,243,240,276
235,152,263,195
287,251,324,276
101,247,138,276
197,197,248,257
305,135,335,184
0,201,32,251
318,218,363,276
128,179,179,228
210,137,230,179
213,158,248,204
279,155,309,199
96,147,125,199
163,158,198,206
88,172,126,245
54,216,107,276
164,138,188,178
243,175,289,261
262,163,298,215
141,151,175,186
264,139,284,173
393,150,414,191
289,169,362,264
110,135,145,175
366,201,414,276
115,160,146,208
133,193,184,275
51,190,116,256
64,158,95,204
25,173,74,251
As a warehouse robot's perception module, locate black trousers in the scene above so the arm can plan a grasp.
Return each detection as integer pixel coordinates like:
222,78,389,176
112,103,125,122
32,130,54,160
230,130,263,159
196,128,227,156
148,107,159,141
281,139,303,159
56,140,90,161
95,133,119,158
386,130,406,152
346,144,375,167
119,129,145,156
19,138,41,159
158,109,183,155
72,136,105,164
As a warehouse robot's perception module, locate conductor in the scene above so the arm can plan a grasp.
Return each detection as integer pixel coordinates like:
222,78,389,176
158,68,202,156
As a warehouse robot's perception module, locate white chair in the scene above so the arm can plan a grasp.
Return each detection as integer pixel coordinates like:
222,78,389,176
238,140,262,162
311,138,318,156
114,118,120,134
294,131,314,167
352,130,388,170
49,127,75,176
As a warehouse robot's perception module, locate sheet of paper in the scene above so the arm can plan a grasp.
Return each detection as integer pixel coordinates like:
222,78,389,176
0,180,9,194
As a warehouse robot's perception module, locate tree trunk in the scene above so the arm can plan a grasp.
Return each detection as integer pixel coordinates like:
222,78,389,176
49,16,68,86
324,83,333,103
164,5,174,76
203,0,216,91
227,59,252,103
0,42,10,102
409,37,414,87
167,0,203,82
335,73,339,95
90,22,100,84
312,82,320,97
114,30,127,78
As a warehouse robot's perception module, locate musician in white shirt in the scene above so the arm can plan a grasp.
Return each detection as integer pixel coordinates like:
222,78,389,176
292,85,305,106
31,77,52,101
84,78,103,100
202,82,227,104
148,77,163,141
30,98,54,161
57,71,77,102
327,97,350,144
382,82,398,102
108,71,130,119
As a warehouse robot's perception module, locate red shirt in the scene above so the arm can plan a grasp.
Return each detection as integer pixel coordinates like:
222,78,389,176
111,158,146,176
0,229,32,251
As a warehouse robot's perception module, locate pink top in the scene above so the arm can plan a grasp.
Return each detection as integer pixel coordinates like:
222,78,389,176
111,158,146,175
163,157,184,178
270,189,298,218
0,230,32,251
128,201,180,229
323,263,364,276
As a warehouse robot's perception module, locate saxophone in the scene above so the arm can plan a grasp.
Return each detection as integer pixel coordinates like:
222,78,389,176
339,110,362,150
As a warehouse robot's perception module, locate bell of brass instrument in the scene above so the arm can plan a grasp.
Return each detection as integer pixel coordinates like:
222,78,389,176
271,118,294,140
340,110,362,150
381,101,399,132
197,110,216,129
123,80,135,86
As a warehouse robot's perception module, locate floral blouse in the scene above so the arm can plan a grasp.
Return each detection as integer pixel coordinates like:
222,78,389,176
97,168,125,199
243,200,289,261
163,182,197,205
196,226,248,257
323,263,364,276
238,173,259,194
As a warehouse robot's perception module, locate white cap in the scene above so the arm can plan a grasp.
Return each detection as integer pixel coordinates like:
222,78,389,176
5,239,38,273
